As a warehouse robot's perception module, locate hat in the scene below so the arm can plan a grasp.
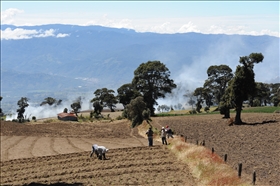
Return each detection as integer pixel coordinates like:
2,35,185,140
166,125,169,128
162,127,165,129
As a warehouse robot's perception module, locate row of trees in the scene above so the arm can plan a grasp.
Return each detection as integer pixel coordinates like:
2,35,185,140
90,53,279,126
189,53,279,123
90,61,177,126
4,53,279,126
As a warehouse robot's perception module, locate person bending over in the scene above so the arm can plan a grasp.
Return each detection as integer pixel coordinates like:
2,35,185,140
90,144,109,160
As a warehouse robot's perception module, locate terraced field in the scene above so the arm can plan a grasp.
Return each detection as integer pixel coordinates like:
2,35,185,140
1,112,279,186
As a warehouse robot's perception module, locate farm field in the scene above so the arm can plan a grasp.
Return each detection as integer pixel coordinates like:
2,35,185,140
1,112,279,185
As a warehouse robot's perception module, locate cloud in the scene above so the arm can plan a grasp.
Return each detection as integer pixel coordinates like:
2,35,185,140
206,25,279,37
1,27,70,40
178,21,200,33
57,33,70,38
1,8,24,24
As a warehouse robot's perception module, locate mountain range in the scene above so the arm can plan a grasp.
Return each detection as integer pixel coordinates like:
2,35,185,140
1,24,279,109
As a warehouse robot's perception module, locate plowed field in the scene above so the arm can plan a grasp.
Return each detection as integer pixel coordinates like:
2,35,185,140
1,112,279,186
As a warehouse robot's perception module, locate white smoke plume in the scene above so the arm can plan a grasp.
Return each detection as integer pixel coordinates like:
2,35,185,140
5,93,94,121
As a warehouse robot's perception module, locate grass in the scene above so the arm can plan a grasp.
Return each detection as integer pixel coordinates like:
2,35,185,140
241,106,280,113
137,121,252,186
155,106,280,117
168,137,251,186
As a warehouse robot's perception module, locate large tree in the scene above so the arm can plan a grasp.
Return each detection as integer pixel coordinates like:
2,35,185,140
124,96,151,128
203,65,233,105
132,61,176,116
117,83,141,108
40,97,62,106
227,53,264,124
91,88,118,112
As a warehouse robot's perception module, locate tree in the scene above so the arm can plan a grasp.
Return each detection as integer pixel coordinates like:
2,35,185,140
253,82,270,106
117,83,141,108
269,83,280,106
40,97,62,106
17,97,29,122
71,96,82,116
227,53,264,124
92,101,103,115
193,87,204,113
184,90,195,109
124,96,151,128
203,65,233,106
91,88,118,112
132,61,176,116
0,96,3,116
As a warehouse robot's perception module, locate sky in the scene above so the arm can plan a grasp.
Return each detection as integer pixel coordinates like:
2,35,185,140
1,1,279,37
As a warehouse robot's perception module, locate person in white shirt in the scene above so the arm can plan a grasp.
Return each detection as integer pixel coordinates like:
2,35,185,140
90,144,109,160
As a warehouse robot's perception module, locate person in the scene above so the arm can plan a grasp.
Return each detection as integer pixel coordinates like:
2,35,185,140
90,144,109,160
165,125,174,139
161,126,168,145
145,127,154,146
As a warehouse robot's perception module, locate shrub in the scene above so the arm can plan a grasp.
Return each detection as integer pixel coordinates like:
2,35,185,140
32,116,37,122
189,109,197,114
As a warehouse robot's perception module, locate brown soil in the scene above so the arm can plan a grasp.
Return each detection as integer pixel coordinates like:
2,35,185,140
151,113,280,186
1,112,279,186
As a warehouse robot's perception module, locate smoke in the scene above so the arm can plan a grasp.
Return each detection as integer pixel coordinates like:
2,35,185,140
156,35,279,110
5,93,94,121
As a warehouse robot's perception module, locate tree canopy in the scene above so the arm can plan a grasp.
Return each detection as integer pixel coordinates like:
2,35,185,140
117,83,140,108
226,53,264,124
91,88,118,112
132,61,176,116
40,97,62,106
124,96,151,128
17,97,29,122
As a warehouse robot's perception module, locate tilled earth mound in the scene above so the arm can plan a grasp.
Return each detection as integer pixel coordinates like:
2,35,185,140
1,145,196,186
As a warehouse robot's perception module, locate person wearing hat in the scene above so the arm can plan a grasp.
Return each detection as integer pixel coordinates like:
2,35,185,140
165,125,174,139
161,126,168,145
145,127,154,146
90,144,109,160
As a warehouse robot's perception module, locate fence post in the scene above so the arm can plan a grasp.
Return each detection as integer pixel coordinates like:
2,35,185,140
238,163,242,178
224,154,227,162
185,136,187,142
212,147,214,154
202,140,205,146
196,140,198,145
252,170,256,185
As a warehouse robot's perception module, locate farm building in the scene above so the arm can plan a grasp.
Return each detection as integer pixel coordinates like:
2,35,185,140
57,112,78,121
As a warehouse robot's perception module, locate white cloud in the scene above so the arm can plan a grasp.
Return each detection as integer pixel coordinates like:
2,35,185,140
1,8,24,24
57,33,70,38
1,27,70,40
178,21,200,33
206,25,279,37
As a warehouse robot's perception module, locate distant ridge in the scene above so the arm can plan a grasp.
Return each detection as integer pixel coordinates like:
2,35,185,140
1,24,279,103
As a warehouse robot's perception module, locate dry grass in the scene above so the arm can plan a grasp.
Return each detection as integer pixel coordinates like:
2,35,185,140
136,122,251,186
168,138,251,186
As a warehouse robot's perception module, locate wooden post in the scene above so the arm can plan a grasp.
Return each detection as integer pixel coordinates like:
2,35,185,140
184,136,187,142
252,170,256,185
224,154,227,162
238,163,242,178
196,140,198,145
202,140,205,146
212,147,214,154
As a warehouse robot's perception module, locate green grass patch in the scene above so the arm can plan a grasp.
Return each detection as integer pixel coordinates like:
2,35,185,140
155,106,279,117
241,106,280,113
